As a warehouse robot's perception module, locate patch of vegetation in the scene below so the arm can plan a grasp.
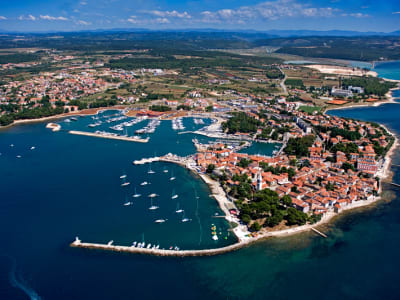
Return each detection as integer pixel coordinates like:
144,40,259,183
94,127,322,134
222,112,261,134
284,135,316,157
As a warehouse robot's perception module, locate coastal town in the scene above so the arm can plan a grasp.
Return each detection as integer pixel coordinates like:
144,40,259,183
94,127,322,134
1,45,399,253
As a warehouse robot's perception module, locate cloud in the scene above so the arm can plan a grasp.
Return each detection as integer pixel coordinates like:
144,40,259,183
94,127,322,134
0,16,7,20
76,20,91,25
144,10,191,19
127,16,140,24
18,14,37,21
154,18,170,24
341,12,369,18
199,0,337,24
40,15,69,21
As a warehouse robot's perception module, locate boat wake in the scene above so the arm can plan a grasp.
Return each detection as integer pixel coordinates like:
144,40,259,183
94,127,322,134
7,256,41,300
194,188,203,246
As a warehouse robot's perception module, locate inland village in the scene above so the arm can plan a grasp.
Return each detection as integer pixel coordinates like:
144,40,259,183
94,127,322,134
2,0,400,299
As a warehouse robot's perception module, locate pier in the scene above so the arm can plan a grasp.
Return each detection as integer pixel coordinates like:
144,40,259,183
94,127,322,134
69,130,149,143
311,228,328,238
389,182,400,188
70,237,245,257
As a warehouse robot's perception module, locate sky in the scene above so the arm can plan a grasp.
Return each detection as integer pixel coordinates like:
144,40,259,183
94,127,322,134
0,0,400,32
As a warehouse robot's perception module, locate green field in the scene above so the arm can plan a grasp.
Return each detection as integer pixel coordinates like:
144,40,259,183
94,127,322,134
299,106,322,114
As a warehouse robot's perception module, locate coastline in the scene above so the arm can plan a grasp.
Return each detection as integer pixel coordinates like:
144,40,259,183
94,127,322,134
325,87,400,113
0,106,127,130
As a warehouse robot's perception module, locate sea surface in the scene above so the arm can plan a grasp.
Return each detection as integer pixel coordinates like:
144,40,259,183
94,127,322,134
1,63,400,300
350,60,400,80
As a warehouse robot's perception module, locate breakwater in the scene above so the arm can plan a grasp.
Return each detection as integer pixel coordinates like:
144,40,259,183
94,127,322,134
70,237,244,257
69,130,149,143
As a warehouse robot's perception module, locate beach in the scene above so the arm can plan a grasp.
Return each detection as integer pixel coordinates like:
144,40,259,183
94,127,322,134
304,64,378,77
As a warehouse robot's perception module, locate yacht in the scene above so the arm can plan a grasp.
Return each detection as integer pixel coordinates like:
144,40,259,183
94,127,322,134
120,174,127,179
16,155,22,159
146,244,152,249
212,235,219,241
132,188,141,198
147,164,155,174
10,144,14,147
170,176,176,181
132,241,137,247
123,201,133,206
155,219,166,223
121,182,130,187
149,198,159,210
181,212,190,222
30,146,35,150
148,193,158,198
140,181,149,186
175,203,184,214
171,189,178,199
163,168,168,173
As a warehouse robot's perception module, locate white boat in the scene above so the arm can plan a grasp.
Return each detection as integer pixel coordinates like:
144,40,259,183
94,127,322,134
120,174,127,179
10,144,14,147
132,188,141,198
181,212,190,222
107,240,114,246
140,181,149,186
175,202,184,213
146,244,151,249
148,193,158,198
212,235,219,241
121,182,130,187
132,241,137,247
170,177,176,181
16,155,22,158
155,219,166,223
149,198,159,210
171,189,178,199
123,201,133,206
163,168,168,173
148,164,155,174
30,146,35,150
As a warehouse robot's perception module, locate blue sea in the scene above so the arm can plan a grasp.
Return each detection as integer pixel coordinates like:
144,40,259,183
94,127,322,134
1,63,400,299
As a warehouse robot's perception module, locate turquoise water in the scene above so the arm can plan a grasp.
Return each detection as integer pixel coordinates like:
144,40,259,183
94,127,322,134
239,141,280,156
374,61,400,81
350,60,400,80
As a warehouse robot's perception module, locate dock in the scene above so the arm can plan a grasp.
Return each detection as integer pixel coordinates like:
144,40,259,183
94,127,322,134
70,237,245,257
69,130,149,143
390,182,400,188
311,228,328,238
